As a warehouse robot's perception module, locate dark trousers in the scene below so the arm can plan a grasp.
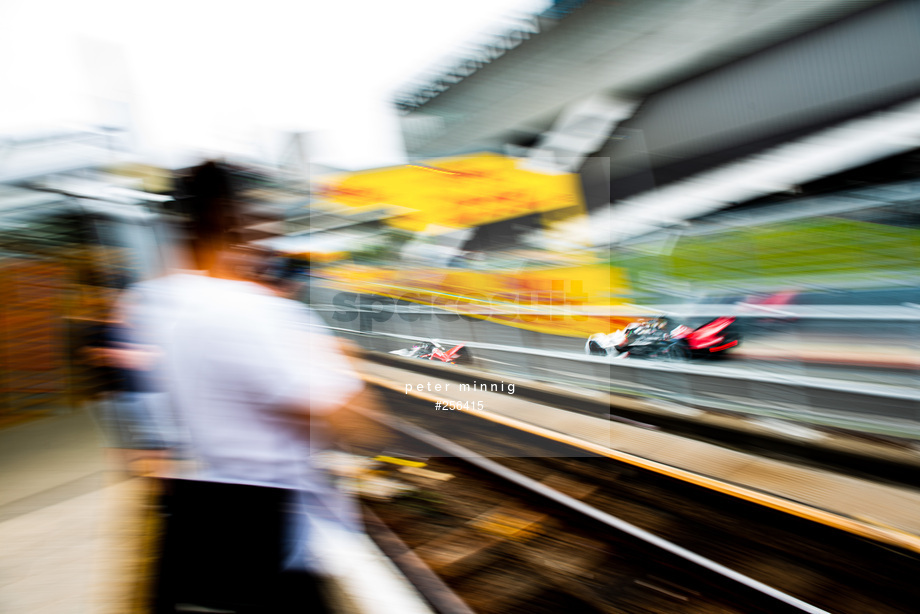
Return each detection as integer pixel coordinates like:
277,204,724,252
150,479,332,613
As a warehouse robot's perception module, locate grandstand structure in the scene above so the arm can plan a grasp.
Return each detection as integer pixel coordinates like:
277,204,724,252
394,0,920,248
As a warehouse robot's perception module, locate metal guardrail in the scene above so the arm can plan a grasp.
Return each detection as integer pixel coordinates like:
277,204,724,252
312,318,920,439
309,301,920,321
306,280,919,437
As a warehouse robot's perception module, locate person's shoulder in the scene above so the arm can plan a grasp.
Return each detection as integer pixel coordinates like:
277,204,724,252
254,292,320,325
125,272,204,301
182,279,290,319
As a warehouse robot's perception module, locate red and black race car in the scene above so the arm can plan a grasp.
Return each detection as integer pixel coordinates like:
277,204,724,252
586,316,741,360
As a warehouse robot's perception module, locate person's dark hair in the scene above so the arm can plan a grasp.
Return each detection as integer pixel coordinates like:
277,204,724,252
181,161,243,269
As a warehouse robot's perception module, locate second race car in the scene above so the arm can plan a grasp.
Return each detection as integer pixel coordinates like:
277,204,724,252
390,339,475,366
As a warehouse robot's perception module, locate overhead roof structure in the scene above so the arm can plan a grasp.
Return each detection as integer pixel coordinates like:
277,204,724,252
398,0,885,159
0,131,125,183
396,0,920,246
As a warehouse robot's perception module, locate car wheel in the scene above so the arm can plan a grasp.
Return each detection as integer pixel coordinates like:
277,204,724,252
662,340,691,361
586,339,609,356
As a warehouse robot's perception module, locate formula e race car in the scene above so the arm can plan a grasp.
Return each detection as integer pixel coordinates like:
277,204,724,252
585,316,741,360
390,339,474,366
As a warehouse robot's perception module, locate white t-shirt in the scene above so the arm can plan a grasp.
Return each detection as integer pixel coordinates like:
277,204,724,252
123,273,363,490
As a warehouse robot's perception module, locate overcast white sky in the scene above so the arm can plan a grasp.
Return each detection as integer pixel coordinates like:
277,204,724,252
0,0,548,170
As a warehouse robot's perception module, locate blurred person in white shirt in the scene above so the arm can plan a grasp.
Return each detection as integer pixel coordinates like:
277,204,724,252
126,161,380,614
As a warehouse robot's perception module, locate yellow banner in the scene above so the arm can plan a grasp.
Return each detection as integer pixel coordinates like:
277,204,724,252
319,153,584,234
325,263,631,338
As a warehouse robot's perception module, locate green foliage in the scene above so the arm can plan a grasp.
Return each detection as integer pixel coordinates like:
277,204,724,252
350,228,415,265
612,217,920,292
